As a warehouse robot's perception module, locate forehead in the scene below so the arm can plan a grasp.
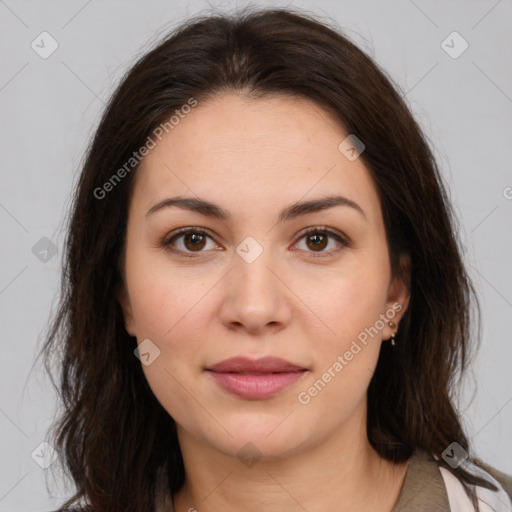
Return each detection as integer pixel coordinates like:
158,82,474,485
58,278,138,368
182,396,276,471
132,93,381,224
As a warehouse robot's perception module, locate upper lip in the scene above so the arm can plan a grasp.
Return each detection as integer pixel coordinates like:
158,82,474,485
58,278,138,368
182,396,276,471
205,356,306,373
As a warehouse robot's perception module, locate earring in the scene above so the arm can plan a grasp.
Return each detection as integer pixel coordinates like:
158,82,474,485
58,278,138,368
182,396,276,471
389,321,396,346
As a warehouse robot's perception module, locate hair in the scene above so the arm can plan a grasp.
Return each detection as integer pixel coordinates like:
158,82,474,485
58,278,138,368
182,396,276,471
39,5,496,511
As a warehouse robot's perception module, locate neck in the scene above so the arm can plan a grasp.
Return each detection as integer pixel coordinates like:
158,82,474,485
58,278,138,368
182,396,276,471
171,416,409,512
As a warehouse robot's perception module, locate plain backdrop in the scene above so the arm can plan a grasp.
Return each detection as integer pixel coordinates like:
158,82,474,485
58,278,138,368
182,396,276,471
1,1,511,510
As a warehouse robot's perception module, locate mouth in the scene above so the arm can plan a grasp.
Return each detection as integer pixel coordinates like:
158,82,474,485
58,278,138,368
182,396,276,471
205,356,308,399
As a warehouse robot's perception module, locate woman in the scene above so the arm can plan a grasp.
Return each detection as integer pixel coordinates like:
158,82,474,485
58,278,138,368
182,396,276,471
41,6,512,511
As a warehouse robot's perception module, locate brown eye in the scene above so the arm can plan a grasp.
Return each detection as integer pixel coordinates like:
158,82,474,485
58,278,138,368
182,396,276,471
163,228,216,256
295,228,348,257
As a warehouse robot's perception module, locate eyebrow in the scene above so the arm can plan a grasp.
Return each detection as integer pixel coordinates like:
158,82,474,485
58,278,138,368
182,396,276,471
146,194,367,222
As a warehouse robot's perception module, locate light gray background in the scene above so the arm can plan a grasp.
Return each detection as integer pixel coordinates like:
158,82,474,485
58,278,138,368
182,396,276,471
1,1,511,510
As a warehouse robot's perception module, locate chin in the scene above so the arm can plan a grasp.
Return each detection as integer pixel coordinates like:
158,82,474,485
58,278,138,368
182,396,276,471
201,412,312,461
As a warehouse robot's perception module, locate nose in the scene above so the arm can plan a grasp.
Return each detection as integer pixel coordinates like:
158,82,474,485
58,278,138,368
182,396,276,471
218,243,292,335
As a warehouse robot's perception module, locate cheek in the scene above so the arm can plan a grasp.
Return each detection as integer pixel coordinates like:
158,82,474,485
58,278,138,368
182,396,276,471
303,256,389,344
125,248,216,397
125,257,209,424
295,270,389,414
296,256,391,410
126,245,209,339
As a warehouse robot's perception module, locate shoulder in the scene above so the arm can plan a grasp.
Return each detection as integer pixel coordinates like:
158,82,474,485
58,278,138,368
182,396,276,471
393,449,451,511
394,449,512,511
433,450,512,511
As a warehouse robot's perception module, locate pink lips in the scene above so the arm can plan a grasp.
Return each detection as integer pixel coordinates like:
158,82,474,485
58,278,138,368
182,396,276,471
205,356,307,399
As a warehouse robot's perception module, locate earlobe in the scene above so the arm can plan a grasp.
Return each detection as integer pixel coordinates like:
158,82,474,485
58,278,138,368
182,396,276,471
385,254,411,337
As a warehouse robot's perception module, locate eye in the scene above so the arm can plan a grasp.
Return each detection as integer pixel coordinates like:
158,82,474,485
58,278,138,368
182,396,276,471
162,227,218,257
293,227,348,257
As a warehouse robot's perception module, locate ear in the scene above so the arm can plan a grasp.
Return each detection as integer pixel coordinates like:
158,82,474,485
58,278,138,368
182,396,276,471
117,283,137,337
383,253,411,339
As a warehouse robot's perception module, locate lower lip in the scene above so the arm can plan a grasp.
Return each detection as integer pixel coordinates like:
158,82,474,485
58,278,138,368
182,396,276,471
206,370,307,399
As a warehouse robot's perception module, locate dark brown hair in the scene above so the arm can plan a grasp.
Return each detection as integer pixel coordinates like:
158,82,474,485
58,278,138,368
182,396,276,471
40,5,496,511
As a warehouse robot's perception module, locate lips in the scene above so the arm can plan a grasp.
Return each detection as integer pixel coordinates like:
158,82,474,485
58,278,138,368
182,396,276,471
205,356,307,399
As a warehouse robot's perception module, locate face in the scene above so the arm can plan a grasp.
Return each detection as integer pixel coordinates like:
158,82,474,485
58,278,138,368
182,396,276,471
119,92,409,461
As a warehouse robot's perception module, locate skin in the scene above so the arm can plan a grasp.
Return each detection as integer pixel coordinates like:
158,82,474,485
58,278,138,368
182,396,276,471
119,92,411,512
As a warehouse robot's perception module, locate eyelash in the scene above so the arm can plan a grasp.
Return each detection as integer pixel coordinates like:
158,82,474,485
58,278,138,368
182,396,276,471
162,226,349,259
